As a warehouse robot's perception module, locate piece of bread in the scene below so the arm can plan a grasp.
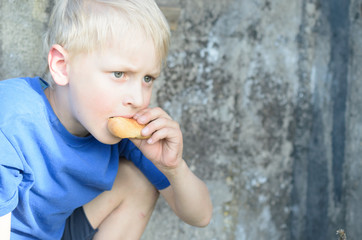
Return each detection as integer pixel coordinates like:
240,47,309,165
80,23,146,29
108,117,150,139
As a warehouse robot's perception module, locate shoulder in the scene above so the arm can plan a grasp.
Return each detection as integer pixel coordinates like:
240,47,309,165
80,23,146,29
0,76,44,100
0,77,41,94
0,77,50,151
0,77,46,122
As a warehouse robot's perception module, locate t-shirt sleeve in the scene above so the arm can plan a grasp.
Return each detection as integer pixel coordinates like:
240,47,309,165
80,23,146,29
119,140,170,190
0,130,23,216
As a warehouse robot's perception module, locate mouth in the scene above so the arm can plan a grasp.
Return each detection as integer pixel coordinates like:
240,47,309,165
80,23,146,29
109,115,133,119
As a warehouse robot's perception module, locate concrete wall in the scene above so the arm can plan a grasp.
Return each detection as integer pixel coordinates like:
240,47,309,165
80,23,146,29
1,0,361,239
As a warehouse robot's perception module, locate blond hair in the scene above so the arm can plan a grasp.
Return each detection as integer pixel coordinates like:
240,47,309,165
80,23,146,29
44,0,170,85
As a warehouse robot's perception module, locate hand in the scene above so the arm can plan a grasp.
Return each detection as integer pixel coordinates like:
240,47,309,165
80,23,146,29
132,108,213,227
131,107,184,172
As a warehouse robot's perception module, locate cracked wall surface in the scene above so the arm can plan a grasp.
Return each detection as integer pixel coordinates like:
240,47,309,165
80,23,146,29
1,0,362,239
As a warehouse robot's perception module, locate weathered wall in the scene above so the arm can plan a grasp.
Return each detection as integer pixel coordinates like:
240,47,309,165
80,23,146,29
1,0,361,239
0,0,50,79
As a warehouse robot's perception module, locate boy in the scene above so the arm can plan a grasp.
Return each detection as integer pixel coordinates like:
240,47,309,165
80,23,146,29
0,0,212,239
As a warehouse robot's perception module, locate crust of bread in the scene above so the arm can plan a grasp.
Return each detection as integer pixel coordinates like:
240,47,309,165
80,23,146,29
108,117,150,139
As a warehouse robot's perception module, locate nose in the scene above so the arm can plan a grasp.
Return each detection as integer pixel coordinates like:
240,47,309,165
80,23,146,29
121,79,144,108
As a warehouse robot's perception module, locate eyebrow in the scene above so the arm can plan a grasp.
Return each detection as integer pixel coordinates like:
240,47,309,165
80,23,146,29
120,63,161,78
101,52,161,76
149,70,161,78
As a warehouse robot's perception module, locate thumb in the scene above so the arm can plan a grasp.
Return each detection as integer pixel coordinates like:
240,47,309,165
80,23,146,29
129,138,142,148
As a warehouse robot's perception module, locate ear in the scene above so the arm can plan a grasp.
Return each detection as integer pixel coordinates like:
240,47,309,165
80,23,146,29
48,44,69,86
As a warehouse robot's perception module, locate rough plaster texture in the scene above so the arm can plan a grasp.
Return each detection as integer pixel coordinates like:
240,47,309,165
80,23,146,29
0,0,50,79
1,0,361,239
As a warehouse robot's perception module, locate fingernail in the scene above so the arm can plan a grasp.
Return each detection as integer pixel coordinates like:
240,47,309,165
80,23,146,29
147,138,153,144
139,117,147,124
142,127,149,135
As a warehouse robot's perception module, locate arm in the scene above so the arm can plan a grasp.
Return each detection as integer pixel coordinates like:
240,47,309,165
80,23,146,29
159,160,212,227
0,213,11,240
131,107,213,227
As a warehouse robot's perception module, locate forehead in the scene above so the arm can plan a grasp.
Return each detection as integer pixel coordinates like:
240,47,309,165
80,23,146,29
95,32,161,73
109,26,160,56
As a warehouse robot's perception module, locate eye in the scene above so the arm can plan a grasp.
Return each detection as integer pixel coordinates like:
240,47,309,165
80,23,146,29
113,72,125,78
143,75,154,83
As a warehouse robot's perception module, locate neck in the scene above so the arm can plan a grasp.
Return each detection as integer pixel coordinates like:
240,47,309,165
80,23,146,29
44,86,89,137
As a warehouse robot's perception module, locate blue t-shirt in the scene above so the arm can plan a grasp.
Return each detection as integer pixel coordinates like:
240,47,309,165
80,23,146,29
0,77,170,239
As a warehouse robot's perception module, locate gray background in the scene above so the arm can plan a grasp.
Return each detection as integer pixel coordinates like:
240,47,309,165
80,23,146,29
1,0,361,239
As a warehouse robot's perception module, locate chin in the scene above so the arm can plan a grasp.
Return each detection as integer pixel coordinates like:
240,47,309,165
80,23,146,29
94,134,122,145
104,137,122,145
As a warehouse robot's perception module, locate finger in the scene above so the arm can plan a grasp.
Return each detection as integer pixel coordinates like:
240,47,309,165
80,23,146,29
134,107,171,124
137,107,170,123
129,138,142,148
133,108,149,120
129,137,150,150
141,117,179,138
146,127,180,145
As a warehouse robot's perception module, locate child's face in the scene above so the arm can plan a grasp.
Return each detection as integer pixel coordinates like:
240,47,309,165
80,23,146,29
64,33,161,144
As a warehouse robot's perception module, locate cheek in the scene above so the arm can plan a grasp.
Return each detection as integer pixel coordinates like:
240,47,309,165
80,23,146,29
143,89,153,107
74,84,114,118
